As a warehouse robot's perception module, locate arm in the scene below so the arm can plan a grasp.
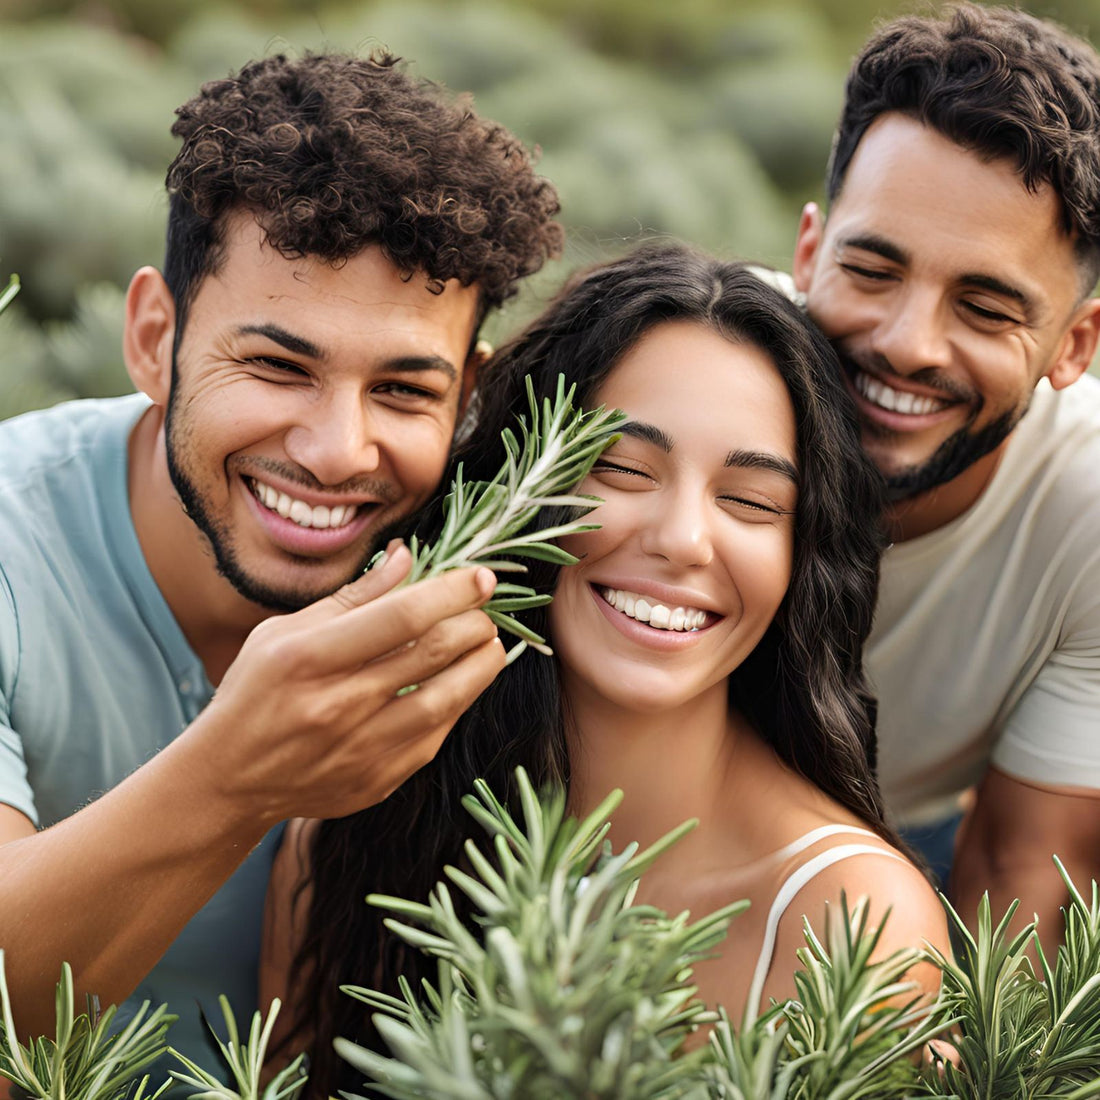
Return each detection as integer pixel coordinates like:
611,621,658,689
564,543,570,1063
0,547,505,1037
765,849,950,1009
950,767,1100,955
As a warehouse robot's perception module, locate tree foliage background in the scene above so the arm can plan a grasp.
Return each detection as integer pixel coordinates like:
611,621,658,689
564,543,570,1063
1,0,1099,419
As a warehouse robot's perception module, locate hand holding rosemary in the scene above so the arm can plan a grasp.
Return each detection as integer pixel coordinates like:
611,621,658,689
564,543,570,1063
380,374,625,664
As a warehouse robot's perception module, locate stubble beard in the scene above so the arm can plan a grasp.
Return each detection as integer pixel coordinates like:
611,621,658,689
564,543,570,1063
163,383,390,613
835,348,1028,502
871,405,1026,502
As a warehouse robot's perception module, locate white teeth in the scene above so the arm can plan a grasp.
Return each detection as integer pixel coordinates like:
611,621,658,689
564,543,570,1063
249,478,360,529
856,372,945,416
600,588,708,632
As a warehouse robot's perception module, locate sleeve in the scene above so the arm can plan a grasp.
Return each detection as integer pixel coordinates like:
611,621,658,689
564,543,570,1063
0,563,38,825
992,550,1100,790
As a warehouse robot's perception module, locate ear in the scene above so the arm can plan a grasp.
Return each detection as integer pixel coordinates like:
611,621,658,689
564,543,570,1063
792,202,825,294
458,337,493,416
1046,297,1100,390
123,266,176,406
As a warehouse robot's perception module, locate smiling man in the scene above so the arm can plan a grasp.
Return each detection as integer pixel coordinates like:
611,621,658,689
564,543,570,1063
792,5,1100,944
0,52,560,1066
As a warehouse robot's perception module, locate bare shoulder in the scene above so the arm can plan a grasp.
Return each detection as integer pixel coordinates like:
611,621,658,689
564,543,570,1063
762,840,949,1004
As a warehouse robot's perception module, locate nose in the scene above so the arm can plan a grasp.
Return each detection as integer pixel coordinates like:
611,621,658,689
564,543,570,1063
869,284,953,375
282,390,381,488
639,484,714,568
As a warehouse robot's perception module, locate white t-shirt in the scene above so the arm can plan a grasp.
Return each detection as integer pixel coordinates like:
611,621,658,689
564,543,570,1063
870,375,1100,825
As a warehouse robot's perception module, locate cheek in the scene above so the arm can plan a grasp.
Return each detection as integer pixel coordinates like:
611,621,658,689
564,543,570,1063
386,420,457,494
727,526,795,617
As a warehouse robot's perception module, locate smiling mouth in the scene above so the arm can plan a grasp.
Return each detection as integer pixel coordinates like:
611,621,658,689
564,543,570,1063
853,371,952,416
246,476,363,529
599,586,710,632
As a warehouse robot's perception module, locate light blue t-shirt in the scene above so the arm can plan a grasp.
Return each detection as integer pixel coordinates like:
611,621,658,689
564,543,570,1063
0,394,282,1079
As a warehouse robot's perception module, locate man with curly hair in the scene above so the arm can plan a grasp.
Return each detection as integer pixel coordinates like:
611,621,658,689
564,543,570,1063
0,52,561,1067
791,4,1100,944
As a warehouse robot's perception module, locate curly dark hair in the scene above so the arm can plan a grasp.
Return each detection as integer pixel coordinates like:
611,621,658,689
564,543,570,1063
291,243,898,1099
828,3,1100,291
163,51,563,340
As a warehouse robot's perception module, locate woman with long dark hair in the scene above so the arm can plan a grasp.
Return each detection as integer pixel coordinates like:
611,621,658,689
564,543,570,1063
263,243,948,1096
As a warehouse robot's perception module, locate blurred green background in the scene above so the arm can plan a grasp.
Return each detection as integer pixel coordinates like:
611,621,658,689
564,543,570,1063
2,0,1098,418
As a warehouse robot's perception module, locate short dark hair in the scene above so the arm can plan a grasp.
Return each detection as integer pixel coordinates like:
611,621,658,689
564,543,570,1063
828,3,1100,291
163,51,563,339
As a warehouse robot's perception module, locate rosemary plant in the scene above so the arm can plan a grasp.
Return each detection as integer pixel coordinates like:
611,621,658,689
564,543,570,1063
397,374,625,662
921,860,1100,1099
0,951,175,1100
704,896,950,1100
336,767,742,1099
168,997,307,1100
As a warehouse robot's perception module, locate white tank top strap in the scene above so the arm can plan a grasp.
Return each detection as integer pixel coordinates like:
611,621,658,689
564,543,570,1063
767,823,882,863
743,835,908,1025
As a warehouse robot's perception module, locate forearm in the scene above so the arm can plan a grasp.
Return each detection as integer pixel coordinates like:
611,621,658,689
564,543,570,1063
0,732,271,1038
951,852,1070,956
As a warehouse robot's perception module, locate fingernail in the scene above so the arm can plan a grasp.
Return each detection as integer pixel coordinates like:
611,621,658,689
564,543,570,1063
475,567,496,598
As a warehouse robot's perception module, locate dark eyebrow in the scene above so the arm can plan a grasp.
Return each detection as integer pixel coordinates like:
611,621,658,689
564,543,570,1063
839,236,1036,314
839,233,908,266
957,272,1034,312
619,421,798,484
236,323,324,360
725,448,800,486
619,420,675,452
386,355,457,382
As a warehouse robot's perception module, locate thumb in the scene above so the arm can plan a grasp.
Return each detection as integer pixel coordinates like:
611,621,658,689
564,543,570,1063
308,540,413,621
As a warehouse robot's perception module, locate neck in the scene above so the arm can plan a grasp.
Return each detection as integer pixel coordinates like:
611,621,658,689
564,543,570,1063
563,674,773,867
885,439,1008,542
127,405,274,683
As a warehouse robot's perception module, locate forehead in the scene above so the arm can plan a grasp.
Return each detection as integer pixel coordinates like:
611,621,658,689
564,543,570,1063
188,212,482,359
830,113,1080,308
596,320,797,457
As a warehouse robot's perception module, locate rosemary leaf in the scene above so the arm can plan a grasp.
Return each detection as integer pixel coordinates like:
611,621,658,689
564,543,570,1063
396,374,625,656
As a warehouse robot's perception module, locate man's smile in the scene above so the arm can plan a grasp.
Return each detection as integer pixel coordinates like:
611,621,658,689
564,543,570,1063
246,476,361,529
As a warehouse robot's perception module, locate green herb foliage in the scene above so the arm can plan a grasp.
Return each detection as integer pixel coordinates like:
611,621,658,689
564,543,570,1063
0,950,174,1100
336,767,741,1098
168,997,307,1100
397,374,625,662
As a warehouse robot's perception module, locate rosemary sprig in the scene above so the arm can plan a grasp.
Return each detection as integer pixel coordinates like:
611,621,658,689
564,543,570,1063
399,373,625,662
0,950,175,1100
338,767,739,1099
168,996,308,1100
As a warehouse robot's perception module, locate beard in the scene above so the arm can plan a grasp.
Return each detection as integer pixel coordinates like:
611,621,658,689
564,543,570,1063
164,383,399,613
874,404,1026,501
836,347,1028,502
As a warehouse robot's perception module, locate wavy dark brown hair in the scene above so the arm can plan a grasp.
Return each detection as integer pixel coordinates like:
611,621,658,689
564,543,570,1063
290,243,898,1098
829,3,1100,291
163,51,563,343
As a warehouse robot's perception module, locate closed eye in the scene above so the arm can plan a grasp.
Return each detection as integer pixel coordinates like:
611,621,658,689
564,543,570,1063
961,300,1018,324
720,495,792,517
591,459,652,479
374,381,438,399
249,356,308,377
839,262,895,282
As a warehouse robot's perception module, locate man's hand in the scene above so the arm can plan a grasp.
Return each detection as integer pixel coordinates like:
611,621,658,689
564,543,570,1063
0,542,506,1034
185,541,506,828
